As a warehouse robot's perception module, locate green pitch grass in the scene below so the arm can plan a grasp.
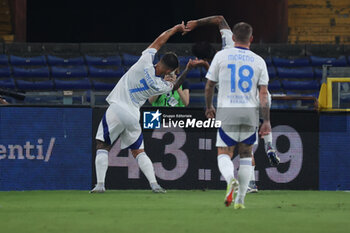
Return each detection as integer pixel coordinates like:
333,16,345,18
0,190,349,233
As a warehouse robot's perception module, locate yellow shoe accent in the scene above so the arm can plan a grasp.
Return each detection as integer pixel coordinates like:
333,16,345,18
234,203,246,209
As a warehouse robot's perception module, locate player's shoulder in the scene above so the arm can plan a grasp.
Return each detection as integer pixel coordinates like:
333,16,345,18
142,47,157,55
249,50,266,65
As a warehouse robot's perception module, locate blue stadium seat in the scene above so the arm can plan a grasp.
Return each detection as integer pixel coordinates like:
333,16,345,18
16,80,54,90
314,68,323,79
277,67,314,79
122,53,140,66
186,68,201,79
200,67,208,77
285,91,299,96
0,66,11,78
55,78,91,90
264,57,273,66
282,80,319,91
85,55,122,66
272,57,310,67
310,56,348,67
178,56,196,67
268,66,277,79
286,91,318,97
302,92,319,98
13,66,50,78
0,54,8,65
10,55,46,66
189,96,205,105
0,78,15,89
268,80,281,91
88,66,124,78
47,55,85,66
189,82,205,90
92,80,116,90
51,66,88,78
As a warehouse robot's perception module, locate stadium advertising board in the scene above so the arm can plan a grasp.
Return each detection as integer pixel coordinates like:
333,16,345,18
0,107,92,191
93,108,319,190
319,113,350,190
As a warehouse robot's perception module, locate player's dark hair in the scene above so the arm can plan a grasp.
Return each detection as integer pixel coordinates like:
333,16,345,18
232,22,253,44
160,52,179,70
192,41,216,61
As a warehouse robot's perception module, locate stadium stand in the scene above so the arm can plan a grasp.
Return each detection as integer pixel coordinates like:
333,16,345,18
47,55,85,66
12,66,50,78
85,55,122,66
0,42,348,108
0,66,10,77
0,77,15,88
42,43,80,56
10,55,46,66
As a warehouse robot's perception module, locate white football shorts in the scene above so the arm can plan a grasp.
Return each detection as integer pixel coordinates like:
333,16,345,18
95,103,144,150
216,124,257,147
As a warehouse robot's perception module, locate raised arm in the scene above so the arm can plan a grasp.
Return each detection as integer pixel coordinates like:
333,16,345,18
177,84,190,107
205,80,217,118
185,15,230,32
148,22,189,51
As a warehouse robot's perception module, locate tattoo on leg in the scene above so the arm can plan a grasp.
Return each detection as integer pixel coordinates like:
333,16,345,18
96,140,111,151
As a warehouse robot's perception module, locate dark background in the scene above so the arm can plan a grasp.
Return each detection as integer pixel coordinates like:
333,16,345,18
27,0,288,43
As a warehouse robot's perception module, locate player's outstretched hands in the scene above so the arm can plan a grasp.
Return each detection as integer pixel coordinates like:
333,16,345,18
174,21,190,34
205,106,216,119
259,121,271,138
186,58,209,70
183,20,198,35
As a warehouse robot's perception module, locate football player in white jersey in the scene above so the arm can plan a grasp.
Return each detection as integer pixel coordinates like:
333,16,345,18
186,15,279,194
91,22,205,193
187,18,271,209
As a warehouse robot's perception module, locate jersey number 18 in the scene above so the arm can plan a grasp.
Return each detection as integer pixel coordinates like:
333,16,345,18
227,64,254,93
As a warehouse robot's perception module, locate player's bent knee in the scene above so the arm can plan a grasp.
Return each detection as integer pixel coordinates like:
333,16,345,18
238,144,253,158
131,149,145,158
96,140,111,151
217,147,234,158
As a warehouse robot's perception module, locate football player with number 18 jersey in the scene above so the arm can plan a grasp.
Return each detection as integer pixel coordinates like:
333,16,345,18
186,18,271,209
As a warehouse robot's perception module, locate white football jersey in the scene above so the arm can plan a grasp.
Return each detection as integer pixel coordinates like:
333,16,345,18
220,29,235,50
106,48,173,117
206,47,269,126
